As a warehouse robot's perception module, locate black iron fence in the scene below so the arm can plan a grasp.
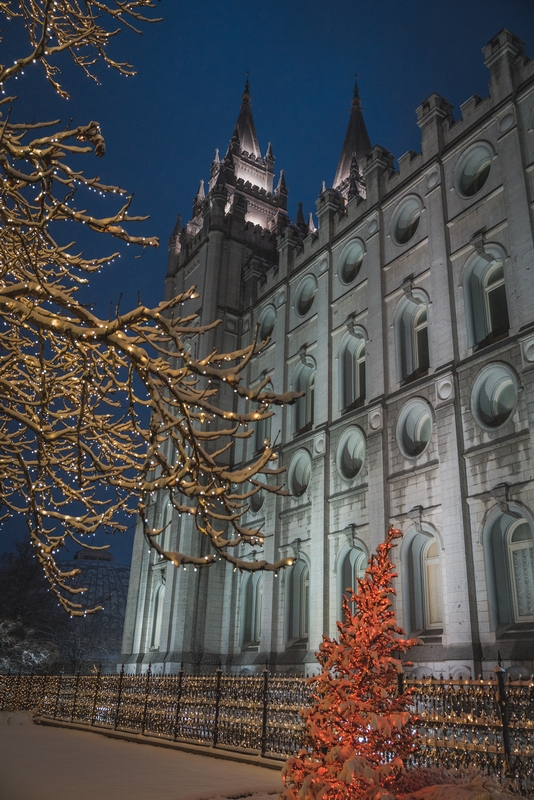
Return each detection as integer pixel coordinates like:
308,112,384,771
1,668,533,791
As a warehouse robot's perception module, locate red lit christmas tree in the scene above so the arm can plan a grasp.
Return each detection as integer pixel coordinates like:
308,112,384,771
282,527,420,800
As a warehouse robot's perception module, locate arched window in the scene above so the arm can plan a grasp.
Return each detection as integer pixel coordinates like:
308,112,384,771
396,295,430,382
339,334,366,410
403,531,443,635
339,547,367,617
254,383,272,451
486,513,534,629
242,573,263,648
287,560,310,643
294,360,315,433
509,522,534,622
149,582,165,650
464,248,510,349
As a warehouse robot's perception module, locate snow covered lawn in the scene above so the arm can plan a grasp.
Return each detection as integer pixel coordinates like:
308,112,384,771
0,712,283,800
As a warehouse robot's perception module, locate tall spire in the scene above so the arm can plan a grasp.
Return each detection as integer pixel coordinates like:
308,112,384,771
333,76,371,195
235,73,261,158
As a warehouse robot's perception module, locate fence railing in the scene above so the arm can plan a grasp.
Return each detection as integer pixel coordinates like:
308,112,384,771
1,668,533,792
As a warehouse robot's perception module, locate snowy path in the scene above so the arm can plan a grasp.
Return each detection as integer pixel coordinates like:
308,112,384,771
0,712,283,800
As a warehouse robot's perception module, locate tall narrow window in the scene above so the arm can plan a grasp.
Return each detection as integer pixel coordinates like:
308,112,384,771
340,335,366,410
287,561,310,643
339,547,367,616
294,361,315,433
396,295,430,382
508,521,534,622
149,583,164,650
242,573,263,647
484,263,509,341
413,307,429,375
465,248,510,349
487,513,534,630
403,531,443,636
423,539,443,629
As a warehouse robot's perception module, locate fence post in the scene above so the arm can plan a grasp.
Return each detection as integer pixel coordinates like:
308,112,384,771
261,663,270,757
90,666,102,726
114,665,125,730
53,670,63,719
141,665,152,735
213,662,222,747
70,668,81,722
173,664,184,742
494,657,511,774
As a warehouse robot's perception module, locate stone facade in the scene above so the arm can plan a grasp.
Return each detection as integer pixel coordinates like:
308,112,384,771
121,30,534,679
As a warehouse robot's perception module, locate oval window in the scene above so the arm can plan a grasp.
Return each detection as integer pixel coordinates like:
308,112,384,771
295,275,317,316
392,197,422,246
258,305,276,340
288,451,312,497
471,364,517,429
457,143,492,198
336,428,366,481
397,399,433,458
339,240,364,284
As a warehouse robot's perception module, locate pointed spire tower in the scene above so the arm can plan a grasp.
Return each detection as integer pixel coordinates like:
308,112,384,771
235,75,261,158
333,77,371,200
207,76,288,231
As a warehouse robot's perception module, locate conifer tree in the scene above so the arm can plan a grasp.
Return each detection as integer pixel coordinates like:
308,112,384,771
282,527,420,800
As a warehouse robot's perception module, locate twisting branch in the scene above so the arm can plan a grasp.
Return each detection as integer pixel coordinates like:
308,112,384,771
0,1,298,617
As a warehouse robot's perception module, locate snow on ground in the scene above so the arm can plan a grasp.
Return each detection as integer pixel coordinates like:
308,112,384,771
0,712,283,800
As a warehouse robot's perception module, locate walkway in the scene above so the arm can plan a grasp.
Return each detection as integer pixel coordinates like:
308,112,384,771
0,712,283,800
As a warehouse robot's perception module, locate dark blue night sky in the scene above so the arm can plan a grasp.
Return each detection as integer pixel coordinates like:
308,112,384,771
3,0,534,563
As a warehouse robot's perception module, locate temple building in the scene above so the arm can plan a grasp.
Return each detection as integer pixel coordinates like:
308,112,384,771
121,29,534,679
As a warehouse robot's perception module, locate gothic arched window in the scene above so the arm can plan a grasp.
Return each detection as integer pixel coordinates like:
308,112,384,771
287,560,310,643
396,294,430,382
149,582,165,650
486,513,534,629
403,531,443,635
464,247,510,349
339,334,366,410
242,573,263,648
294,360,315,433
339,547,367,617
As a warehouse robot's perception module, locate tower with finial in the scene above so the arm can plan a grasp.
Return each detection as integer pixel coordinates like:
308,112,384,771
333,75,371,199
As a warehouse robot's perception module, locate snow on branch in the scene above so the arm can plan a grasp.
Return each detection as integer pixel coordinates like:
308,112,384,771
0,1,298,617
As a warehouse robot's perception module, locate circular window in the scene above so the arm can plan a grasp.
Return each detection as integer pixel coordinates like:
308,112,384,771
249,474,266,513
471,364,517,429
339,240,364,284
457,143,492,198
336,427,366,481
288,451,312,497
397,399,433,458
295,275,317,316
392,197,422,246
258,305,276,340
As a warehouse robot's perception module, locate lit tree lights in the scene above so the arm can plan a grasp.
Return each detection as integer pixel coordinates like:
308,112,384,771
281,528,421,800
0,1,296,617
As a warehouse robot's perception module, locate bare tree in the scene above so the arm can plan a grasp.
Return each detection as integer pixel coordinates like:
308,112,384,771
0,1,295,617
